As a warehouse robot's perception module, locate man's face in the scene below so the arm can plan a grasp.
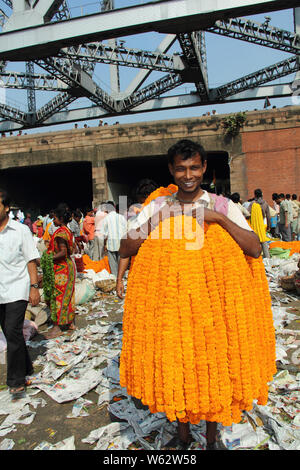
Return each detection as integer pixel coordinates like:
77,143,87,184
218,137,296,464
168,152,207,194
0,199,9,223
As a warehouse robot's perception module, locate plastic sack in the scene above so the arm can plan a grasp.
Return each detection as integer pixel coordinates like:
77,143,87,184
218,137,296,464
23,320,38,342
75,280,96,305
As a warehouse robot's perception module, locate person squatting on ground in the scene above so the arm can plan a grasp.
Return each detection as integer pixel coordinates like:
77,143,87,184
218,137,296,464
0,188,40,400
118,139,276,450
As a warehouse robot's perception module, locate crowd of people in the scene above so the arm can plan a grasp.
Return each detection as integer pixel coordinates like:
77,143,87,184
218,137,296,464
229,189,300,259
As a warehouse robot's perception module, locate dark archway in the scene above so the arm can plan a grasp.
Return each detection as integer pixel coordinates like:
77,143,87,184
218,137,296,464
0,161,93,217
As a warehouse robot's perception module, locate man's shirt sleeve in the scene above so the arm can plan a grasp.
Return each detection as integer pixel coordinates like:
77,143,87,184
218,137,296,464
21,225,40,263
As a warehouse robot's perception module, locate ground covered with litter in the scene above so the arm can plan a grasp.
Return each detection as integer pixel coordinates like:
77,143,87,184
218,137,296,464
0,258,299,451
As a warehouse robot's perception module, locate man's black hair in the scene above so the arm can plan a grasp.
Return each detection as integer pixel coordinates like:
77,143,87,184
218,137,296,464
230,192,240,204
54,206,72,225
279,193,285,199
73,210,82,219
254,188,262,199
292,194,297,200
272,193,278,201
286,194,291,199
135,179,158,200
167,139,207,165
0,188,11,209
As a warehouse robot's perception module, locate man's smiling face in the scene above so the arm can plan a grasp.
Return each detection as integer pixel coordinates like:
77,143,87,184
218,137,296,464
168,152,207,197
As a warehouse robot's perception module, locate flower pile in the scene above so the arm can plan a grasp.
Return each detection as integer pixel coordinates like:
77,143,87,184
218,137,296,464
82,254,111,273
269,240,300,257
120,215,276,426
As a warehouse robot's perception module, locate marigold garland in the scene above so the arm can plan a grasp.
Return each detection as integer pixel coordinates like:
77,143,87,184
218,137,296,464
269,240,300,256
120,215,276,426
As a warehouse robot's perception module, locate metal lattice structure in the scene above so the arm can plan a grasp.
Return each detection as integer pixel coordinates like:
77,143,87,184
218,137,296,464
0,0,299,131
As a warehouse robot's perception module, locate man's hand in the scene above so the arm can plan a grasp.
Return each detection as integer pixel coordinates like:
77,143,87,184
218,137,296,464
29,287,40,306
116,279,124,299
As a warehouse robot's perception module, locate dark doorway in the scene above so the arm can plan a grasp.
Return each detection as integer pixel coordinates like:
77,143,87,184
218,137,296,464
0,161,93,216
105,151,230,203
202,151,230,196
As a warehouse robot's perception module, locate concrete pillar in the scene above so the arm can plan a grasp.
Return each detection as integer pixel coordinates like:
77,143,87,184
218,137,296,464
92,145,108,207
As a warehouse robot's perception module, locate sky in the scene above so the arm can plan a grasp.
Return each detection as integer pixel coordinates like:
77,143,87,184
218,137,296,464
0,1,299,134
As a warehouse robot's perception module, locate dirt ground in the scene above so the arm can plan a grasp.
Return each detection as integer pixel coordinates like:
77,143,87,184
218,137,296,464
0,292,125,450
0,286,299,451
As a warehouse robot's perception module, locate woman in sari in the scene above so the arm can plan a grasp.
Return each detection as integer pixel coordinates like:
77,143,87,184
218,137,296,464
41,207,76,339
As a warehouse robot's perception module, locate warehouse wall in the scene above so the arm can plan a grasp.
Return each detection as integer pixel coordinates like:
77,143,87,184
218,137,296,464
0,106,299,208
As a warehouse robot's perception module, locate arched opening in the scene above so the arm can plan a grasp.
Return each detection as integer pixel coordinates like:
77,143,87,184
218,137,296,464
105,151,230,203
0,161,93,217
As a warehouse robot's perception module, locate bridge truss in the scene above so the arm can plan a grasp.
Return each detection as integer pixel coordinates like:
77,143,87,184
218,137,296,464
0,0,299,131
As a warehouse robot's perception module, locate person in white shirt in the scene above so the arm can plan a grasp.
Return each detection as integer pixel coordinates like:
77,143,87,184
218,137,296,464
0,189,40,400
100,201,127,277
93,204,107,261
230,192,250,219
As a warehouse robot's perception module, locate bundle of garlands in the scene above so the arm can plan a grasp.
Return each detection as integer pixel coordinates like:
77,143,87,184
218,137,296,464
40,251,57,322
120,198,276,427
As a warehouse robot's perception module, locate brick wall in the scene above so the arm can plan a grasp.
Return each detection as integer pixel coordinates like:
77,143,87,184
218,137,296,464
242,126,300,205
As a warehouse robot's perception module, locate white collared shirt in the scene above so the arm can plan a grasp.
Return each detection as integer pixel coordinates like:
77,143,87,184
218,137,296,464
100,211,128,252
0,218,40,304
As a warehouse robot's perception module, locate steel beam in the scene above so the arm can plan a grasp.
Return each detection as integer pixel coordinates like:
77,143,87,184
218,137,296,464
35,57,117,112
25,61,36,114
121,73,183,111
39,83,295,126
0,82,294,132
33,0,66,22
178,31,209,99
60,43,183,73
212,57,300,100
0,70,67,90
0,102,27,124
35,91,77,122
207,16,300,55
0,0,298,61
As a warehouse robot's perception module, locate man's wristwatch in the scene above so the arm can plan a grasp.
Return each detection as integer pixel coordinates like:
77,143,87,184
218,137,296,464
30,283,39,289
